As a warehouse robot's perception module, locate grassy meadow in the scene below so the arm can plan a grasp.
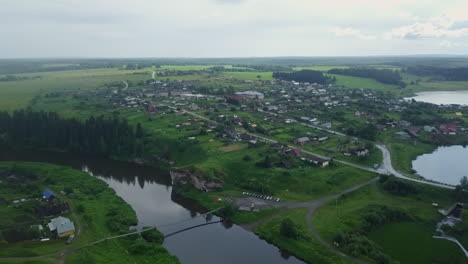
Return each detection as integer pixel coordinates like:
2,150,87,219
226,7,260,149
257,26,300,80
312,181,467,264
0,68,152,111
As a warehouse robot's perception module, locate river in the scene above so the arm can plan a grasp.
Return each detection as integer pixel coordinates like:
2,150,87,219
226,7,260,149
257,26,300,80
412,145,468,185
0,150,303,264
407,90,468,105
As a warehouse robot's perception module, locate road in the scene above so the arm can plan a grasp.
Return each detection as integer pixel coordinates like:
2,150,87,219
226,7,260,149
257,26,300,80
123,81,129,90
151,71,156,79
162,102,453,189
260,108,454,189
376,144,453,189
243,177,379,264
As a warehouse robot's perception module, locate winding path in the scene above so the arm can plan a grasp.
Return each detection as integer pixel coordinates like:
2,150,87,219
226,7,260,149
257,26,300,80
243,178,379,264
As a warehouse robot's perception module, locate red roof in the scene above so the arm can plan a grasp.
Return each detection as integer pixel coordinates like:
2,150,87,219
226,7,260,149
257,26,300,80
439,125,458,132
292,148,302,154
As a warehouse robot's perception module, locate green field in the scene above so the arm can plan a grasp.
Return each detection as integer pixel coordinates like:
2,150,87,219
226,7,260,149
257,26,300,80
159,65,213,70
328,74,400,91
312,181,467,264
255,208,352,264
222,71,273,80
0,68,152,111
293,66,349,71
368,222,467,264
388,141,436,175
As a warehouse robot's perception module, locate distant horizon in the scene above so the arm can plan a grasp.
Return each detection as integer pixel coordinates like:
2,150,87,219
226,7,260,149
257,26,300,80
2,54,468,60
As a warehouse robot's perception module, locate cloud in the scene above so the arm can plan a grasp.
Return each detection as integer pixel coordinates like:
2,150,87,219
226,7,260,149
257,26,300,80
439,40,461,48
213,0,247,4
385,22,468,39
330,27,376,40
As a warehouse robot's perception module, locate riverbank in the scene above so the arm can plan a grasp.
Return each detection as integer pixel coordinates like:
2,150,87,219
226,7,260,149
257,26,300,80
0,161,179,264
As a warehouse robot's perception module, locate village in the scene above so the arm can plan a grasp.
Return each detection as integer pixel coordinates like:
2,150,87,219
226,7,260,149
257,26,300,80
76,72,468,174
0,170,76,245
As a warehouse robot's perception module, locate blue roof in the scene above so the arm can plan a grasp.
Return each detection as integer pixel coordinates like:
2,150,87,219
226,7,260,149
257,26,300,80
42,189,55,199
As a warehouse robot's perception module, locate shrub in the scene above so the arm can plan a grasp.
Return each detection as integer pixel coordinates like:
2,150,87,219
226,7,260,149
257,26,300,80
280,218,300,239
141,228,164,244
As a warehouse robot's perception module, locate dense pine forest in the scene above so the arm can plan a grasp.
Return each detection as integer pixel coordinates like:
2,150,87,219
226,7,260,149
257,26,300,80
0,110,145,157
328,68,405,86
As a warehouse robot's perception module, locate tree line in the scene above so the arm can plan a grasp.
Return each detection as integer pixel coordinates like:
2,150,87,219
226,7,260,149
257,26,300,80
328,68,405,87
0,110,145,158
273,70,330,84
406,66,468,81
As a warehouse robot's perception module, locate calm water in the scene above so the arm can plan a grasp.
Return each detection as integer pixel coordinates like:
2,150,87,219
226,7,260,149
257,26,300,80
0,150,303,264
408,90,468,105
412,145,468,185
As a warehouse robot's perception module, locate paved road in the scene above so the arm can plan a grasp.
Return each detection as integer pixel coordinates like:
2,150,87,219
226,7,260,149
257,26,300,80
123,81,129,90
151,71,156,79
376,144,454,189
166,103,453,189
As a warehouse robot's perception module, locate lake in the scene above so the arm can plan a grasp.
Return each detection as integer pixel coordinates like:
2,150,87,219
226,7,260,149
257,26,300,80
0,150,303,264
407,90,468,105
412,145,468,185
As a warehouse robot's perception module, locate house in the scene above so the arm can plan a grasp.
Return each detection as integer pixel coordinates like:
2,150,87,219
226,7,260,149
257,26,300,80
289,148,302,156
42,189,55,201
424,125,436,133
399,120,412,127
48,216,75,238
351,148,369,157
248,139,258,147
294,137,310,145
321,122,332,129
271,143,285,151
439,125,458,135
239,133,255,141
394,131,410,139
225,94,244,104
304,154,330,167
234,91,265,100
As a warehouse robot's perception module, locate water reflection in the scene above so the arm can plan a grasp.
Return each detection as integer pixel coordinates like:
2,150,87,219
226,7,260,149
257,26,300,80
407,90,468,105
412,145,468,185
0,149,304,264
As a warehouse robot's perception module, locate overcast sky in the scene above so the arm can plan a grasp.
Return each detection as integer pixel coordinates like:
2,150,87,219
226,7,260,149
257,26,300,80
1,0,468,58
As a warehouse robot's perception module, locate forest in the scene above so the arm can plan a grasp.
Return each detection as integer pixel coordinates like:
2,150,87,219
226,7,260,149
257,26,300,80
272,70,330,84
0,110,145,157
328,68,405,86
406,66,468,81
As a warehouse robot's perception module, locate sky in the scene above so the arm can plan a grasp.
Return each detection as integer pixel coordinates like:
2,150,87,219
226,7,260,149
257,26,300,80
1,0,468,58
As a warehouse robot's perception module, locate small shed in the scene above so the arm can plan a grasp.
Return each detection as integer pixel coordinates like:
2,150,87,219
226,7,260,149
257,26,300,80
42,189,55,201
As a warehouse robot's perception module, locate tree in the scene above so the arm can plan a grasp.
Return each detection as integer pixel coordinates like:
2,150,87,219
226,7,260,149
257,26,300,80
280,218,300,239
141,228,164,244
460,176,468,189
219,201,238,219
136,123,144,138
